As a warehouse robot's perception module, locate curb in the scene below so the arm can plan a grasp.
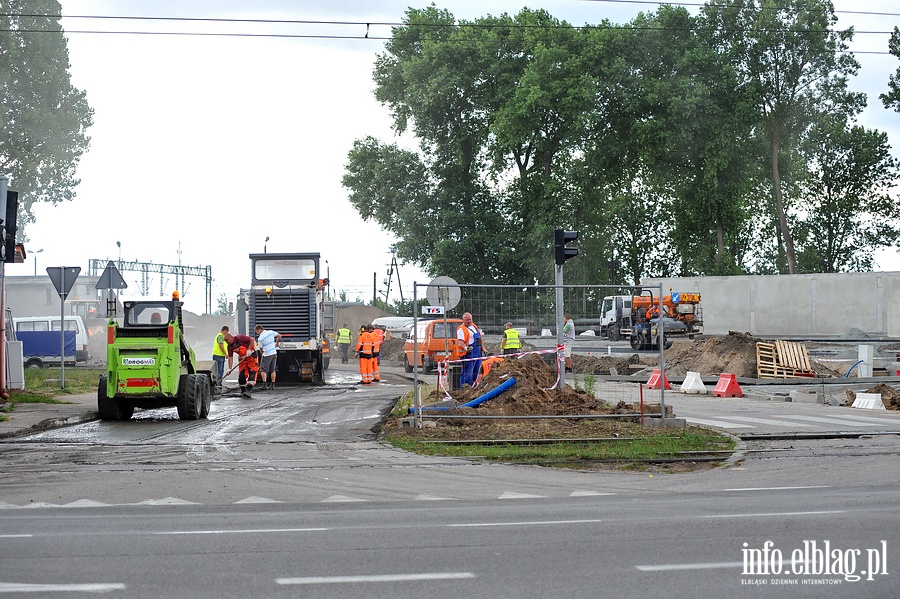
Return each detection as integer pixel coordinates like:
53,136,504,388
0,411,99,440
721,431,747,468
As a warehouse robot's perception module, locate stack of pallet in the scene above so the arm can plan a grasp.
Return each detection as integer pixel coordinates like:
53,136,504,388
756,340,815,379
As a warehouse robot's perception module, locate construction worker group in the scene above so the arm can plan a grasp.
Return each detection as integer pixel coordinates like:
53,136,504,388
355,324,385,384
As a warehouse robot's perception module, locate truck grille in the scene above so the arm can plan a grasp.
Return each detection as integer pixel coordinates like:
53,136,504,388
249,288,315,341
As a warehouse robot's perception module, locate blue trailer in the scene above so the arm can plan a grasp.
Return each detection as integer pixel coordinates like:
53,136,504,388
16,330,76,368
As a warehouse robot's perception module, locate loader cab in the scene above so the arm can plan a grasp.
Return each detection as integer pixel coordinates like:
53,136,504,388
123,301,179,328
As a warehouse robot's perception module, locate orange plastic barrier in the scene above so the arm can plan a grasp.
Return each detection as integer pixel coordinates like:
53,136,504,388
713,373,743,398
646,369,671,390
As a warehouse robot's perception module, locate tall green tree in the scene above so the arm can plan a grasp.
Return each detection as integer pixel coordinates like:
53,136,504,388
0,0,93,235
881,26,900,111
701,0,861,274
794,116,900,272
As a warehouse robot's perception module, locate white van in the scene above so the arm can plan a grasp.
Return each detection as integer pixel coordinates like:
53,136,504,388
14,315,91,368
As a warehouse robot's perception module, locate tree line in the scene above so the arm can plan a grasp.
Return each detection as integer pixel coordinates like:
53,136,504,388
343,0,900,288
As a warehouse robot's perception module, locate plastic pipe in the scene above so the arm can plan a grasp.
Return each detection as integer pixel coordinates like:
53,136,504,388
843,360,864,378
411,377,517,412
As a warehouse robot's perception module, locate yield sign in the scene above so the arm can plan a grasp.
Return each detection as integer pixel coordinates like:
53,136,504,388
95,260,128,290
46,266,81,299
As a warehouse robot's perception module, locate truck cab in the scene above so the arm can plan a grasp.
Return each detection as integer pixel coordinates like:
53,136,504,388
235,253,332,384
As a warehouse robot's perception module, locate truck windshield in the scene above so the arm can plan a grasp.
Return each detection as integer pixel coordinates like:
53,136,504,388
254,259,316,281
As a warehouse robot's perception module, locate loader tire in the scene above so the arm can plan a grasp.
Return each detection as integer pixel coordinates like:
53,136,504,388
177,374,203,420
199,376,211,419
98,376,134,421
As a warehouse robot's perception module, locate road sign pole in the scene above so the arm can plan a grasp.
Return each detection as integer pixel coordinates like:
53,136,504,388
59,269,66,389
46,266,82,390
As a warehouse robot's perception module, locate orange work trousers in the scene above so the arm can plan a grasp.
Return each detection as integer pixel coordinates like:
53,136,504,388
359,353,374,383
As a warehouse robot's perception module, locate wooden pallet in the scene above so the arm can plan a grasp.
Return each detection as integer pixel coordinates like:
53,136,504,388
756,341,814,379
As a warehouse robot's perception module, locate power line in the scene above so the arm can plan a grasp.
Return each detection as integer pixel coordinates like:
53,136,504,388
2,7,895,54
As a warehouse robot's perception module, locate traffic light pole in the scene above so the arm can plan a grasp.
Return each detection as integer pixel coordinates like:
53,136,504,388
553,229,579,390
555,263,566,389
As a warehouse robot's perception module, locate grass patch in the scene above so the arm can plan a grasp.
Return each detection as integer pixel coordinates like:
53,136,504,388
383,420,734,469
4,368,104,409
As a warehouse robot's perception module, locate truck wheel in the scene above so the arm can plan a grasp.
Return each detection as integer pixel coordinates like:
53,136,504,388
663,337,673,350
177,374,203,420
97,375,133,421
403,356,413,373
629,335,641,350
607,327,620,342
424,359,434,374
25,359,44,369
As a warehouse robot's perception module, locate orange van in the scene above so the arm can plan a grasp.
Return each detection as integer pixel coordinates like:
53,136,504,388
403,318,463,373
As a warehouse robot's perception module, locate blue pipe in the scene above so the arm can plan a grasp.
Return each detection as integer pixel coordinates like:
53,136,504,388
411,377,517,412
844,360,864,378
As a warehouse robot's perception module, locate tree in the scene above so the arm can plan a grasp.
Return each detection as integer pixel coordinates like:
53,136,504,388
794,116,900,272
0,1,93,235
881,26,900,111
215,292,232,316
701,0,862,274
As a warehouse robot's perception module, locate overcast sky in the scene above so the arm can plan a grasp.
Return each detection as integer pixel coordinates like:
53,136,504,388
5,0,900,314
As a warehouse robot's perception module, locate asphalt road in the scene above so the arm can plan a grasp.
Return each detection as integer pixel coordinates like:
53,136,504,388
0,362,898,598
1,486,897,598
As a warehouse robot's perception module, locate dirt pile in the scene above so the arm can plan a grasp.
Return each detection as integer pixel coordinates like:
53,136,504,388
423,354,615,416
844,383,900,410
568,332,840,379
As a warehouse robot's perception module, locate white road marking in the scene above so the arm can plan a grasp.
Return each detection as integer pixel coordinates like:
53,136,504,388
685,418,754,429
704,510,844,519
59,500,109,508
448,519,603,528
234,496,282,504
777,415,880,427
415,494,454,501
497,491,546,499
728,416,813,427
570,490,616,497
822,413,897,424
636,561,742,572
0,535,32,538
277,572,476,585
723,485,830,492
321,495,367,503
136,498,199,505
0,582,126,593
153,528,329,535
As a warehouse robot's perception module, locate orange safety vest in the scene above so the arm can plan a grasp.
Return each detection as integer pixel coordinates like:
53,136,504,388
372,329,384,354
356,331,373,355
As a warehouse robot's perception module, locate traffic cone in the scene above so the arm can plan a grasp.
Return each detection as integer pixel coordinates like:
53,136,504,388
713,373,743,398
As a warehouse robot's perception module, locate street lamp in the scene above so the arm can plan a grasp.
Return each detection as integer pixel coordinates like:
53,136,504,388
33,248,43,276
264,236,270,253
116,240,121,268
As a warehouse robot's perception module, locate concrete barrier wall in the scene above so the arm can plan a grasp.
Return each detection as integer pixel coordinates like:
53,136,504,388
644,272,898,338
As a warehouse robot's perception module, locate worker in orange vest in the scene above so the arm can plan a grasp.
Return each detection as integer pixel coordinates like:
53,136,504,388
475,354,504,387
370,325,382,382
356,325,375,384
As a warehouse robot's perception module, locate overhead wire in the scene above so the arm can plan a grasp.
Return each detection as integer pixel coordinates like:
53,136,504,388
1,3,896,55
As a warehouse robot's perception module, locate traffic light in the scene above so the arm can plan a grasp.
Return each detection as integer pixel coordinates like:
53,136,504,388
554,229,579,266
3,190,17,263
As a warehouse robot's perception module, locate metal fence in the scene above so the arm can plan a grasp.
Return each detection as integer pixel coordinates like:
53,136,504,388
412,282,640,338
408,281,670,422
